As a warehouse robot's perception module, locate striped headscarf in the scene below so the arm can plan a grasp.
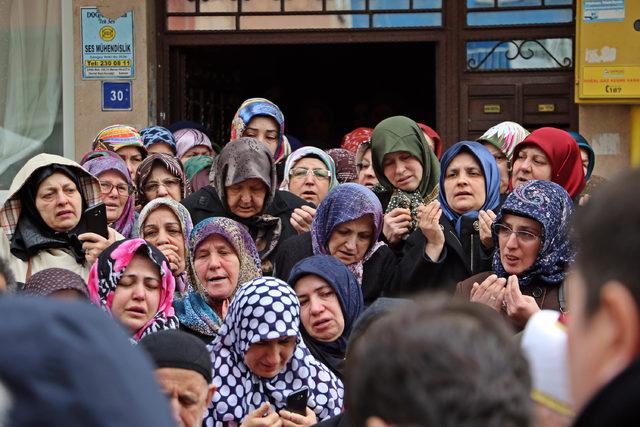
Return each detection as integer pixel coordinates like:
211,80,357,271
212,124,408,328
174,128,214,160
135,153,189,206
92,124,146,155
230,97,287,162
477,121,530,169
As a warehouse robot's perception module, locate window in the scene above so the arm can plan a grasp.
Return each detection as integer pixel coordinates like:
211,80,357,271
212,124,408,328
466,0,574,26
467,38,573,70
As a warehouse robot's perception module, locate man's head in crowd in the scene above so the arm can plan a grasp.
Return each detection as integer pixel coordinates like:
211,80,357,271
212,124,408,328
139,329,215,427
568,168,640,412
346,295,532,427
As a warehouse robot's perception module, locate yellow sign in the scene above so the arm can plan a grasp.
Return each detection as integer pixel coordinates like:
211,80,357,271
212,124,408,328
99,25,116,42
537,104,556,112
581,66,640,97
84,59,131,67
576,2,640,103
483,104,501,114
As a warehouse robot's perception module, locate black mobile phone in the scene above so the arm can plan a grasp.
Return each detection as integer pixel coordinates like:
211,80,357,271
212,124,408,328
84,203,109,239
285,386,309,416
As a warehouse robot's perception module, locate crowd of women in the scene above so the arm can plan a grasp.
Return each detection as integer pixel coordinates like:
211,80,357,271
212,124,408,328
0,96,601,426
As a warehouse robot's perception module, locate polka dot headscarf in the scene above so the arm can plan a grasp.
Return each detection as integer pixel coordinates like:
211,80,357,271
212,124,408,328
206,277,344,426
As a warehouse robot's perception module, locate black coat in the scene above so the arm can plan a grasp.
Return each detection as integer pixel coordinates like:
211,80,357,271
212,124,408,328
181,186,311,274
274,233,399,306
389,215,494,296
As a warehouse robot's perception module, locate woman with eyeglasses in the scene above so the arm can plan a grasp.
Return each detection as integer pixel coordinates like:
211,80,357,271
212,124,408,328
280,147,338,234
82,151,136,238
182,138,311,275
456,180,574,330
135,153,189,208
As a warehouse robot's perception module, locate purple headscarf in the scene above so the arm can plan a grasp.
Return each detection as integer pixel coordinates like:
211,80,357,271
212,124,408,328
82,154,135,238
311,183,385,284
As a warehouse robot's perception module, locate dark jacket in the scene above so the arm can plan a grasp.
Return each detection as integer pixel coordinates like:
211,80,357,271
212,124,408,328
389,215,494,296
573,357,640,426
455,270,564,330
274,233,399,306
181,186,311,273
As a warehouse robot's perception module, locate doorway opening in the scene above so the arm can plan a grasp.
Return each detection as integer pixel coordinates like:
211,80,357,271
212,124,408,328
171,41,437,148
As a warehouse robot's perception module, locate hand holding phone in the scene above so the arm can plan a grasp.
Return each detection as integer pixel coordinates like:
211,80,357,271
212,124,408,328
84,203,109,238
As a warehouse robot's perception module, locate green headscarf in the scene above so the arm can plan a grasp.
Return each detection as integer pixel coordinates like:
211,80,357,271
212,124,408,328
371,116,440,230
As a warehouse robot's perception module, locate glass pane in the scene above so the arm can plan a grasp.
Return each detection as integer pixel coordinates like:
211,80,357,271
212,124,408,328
167,16,236,31
326,0,366,10
166,0,196,13
466,38,573,70
414,0,442,7
498,0,541,6
467,8,573,25
200,0,238,13
285,0,323,12
467,0,495,7
373,12,441,27
242,0,281,13
241,14,363,29
544,0,572,4
370,0,410,10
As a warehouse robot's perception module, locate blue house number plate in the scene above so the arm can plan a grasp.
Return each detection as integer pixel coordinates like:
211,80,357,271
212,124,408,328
102,81,132,111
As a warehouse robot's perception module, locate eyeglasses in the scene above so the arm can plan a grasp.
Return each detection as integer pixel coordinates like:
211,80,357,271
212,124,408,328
289,167,331,180
99,181,132,197
493,223,540,243
143,178,182,193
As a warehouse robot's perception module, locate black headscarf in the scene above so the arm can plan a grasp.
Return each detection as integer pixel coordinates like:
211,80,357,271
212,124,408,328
11,165,88,263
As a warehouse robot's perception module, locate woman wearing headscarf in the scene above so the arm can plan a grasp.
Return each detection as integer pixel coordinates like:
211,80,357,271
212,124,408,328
174,128,214,166
182,138,310,274
92,124,147,178
230,97,290,182
207,276,344,426
21,267,89,300
288,255,364,379
395,141,501,295
183,154,214,193
326,148,358,184
371,116,440,246
139,125,177,155
416,122,443,159
341,127,373,153
82,152,136,238
87,238,179,341
135,153,189,207
456,180,573,330
568,131,595,182
137,197,195,296
511,127,585,201
477,121,530,195
0,154,118,283
173,217,262,343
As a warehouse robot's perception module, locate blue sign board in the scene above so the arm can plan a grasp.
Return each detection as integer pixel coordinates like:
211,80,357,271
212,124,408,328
102,81,132,111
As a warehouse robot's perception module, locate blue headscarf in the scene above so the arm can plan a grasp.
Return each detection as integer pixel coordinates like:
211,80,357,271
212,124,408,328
288,255,364,359
568,131,595,181
139,126,176,153
438,141,501,236
492,180,574,286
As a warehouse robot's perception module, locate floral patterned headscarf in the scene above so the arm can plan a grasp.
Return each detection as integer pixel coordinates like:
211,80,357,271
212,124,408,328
87,238,179,341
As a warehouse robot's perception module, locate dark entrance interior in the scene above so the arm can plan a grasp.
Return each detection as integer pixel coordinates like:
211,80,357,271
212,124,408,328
172,42,437,149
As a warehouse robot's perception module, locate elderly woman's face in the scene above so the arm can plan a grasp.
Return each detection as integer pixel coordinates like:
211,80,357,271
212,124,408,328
327,215,374,265
111,254,161,333
180,146,212,165
243,116,279,156
295,274,345,343
142,206,186,276
244,336,296,378
143,165,183,203
443,152,486,215
288,157,331,207
512,146,552,189
482,142,510,194
147,143,174,156
357,149,378,189
498,214,543,275
35,172,83,232
193,234,240,303
117,146,144,178
382,151,423,192
98,170,129,223
225,178,267,218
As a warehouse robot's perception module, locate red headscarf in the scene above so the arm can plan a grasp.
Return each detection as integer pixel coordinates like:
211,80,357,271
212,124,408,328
341,127,373,153
512,127,585,199
416,123,443,159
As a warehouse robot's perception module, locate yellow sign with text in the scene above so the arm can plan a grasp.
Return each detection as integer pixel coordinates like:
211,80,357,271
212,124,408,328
581,66,640,98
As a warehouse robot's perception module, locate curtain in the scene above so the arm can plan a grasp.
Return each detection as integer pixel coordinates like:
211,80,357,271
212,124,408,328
0,0,62,179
